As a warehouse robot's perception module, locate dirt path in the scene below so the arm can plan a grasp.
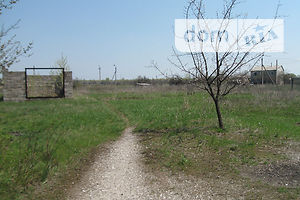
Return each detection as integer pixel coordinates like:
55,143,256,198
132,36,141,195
67,127,154,200
67,127,242,200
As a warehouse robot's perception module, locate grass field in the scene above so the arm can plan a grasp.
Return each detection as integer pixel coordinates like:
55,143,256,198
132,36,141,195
0,85,300,199
0,93,126,199
100,85,300,199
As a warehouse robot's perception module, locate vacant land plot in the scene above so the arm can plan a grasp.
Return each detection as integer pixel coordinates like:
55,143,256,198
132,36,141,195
101,85,300,199
1,85,300,199
0,93,125,199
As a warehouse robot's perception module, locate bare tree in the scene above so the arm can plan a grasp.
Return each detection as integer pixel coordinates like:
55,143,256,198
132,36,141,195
50,53,70,96
55,53,70,71
0,0,32,73
154,0,281,129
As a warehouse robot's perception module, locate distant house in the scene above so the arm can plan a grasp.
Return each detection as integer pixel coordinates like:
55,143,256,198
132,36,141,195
250,65,284,85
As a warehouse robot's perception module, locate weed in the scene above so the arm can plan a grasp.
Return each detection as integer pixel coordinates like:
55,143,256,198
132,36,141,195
0,95,126,199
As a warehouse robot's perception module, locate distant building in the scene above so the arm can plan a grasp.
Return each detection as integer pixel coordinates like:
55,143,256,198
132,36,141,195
250,65,284,85
136,82,151,87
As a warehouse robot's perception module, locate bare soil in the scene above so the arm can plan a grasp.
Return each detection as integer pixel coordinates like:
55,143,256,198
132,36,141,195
67,127,245,200
243,141,300,188
67,128,300,200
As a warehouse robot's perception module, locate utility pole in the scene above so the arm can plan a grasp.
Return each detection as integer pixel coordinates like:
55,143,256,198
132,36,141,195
112,65,117,82
114,65,117,81
98,65,101,81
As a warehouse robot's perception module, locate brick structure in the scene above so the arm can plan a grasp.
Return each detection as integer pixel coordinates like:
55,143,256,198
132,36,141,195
27,75,58,98
64,71,73,98
3,69,73,101
3,70,26,101
250,65,284,85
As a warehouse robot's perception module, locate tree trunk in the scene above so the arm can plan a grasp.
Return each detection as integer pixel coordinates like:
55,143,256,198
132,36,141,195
1,66,6,73
213,98,224,129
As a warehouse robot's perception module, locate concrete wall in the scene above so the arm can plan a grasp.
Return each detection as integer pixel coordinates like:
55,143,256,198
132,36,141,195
64,71,73,98
27,75,58,98
3,71,26,101
3,70,73,101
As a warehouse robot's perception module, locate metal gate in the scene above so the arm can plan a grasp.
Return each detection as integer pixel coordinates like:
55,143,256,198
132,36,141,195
25,68,65,99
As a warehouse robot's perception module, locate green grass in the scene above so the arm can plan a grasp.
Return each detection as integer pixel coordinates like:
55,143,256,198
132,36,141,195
92,87,300,199
0,89,3,101
0,95,126,199
104,90,300,141
224,92,300,140
1,86,300,199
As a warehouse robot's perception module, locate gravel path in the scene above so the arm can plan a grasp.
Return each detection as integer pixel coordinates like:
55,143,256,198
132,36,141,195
67,127,153,200
67,127,243,200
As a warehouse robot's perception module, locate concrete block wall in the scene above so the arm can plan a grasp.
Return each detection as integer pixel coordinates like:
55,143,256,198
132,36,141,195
27,75,58,97
3,69,73,101
3,71,26,101
64,71,73,98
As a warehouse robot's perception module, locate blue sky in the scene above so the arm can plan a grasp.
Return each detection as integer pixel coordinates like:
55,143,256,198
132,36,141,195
1,0,299,79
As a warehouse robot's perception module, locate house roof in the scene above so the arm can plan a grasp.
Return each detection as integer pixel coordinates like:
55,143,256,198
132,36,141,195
251,65,284,72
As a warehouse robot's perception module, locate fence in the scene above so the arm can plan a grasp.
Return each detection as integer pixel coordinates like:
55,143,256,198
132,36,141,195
291,78,300,90
3,69,73,101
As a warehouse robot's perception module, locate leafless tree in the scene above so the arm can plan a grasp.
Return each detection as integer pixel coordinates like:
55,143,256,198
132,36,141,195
55,53,70,71
154,0,281,129
0,0,32,73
